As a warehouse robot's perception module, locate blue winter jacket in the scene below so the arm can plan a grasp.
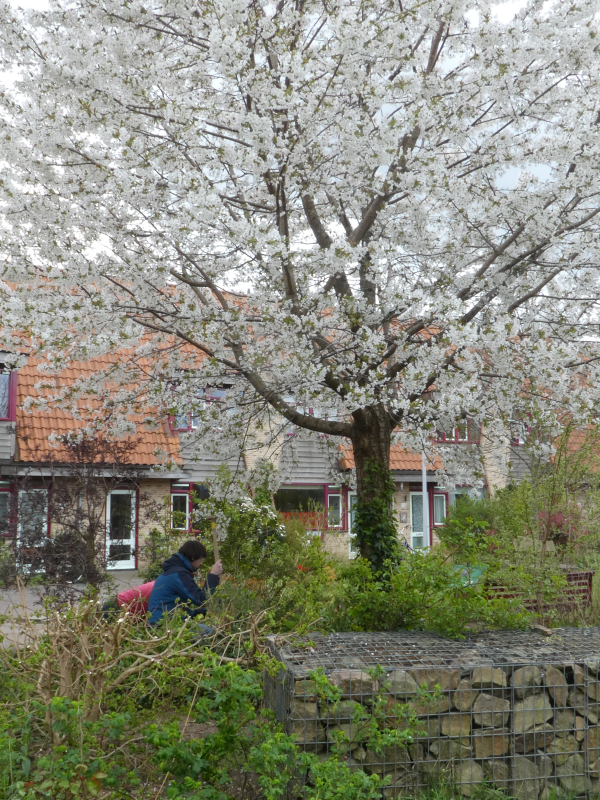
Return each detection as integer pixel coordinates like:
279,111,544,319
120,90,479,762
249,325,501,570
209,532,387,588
148,552,220,625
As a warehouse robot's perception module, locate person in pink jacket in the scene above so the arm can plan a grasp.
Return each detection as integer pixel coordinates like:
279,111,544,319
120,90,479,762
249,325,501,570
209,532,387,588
101,580,155,619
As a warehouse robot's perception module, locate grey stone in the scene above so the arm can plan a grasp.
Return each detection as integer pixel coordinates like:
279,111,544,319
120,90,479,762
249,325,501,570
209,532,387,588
556,753,591,795
512,693,554,733
326,720,370,751
483,759,511,785
440,714,471,737
473,727,510,758
362,745,412,776
345,755,366,773
588,680,600,702
511,755,541,800
452,679,479,711
553,709,575,736
532,752,554,779
472,693,511,728
351,745,367,762
428,738,471,760
471,666,508,689
408,743,424,762
455,759,484,797
589,760,600,780
569,689,600,723
319,699,364,722
419,756,450,779
408,694,451,717
409,667,460,692
328,669,378,698
586,659,600,676
538,785,567,800
513,724,555,754
572,663,586,688
294,678,318,697
512,666,543,699
290,700,326,750
382,772,419,799
414,716,442,740
583,725,600,762
544,666,569,708
385,669,419,697
545,735,578,766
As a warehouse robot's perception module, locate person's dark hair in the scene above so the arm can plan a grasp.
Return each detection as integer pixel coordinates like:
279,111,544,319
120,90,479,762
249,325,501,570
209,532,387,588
179,540,207,562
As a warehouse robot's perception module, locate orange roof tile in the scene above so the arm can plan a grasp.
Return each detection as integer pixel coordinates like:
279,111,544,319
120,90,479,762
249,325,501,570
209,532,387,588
16,353,182,466
339,443,442,472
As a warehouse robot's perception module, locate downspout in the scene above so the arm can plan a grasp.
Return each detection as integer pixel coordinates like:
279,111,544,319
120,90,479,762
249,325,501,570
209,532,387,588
422,449,430,548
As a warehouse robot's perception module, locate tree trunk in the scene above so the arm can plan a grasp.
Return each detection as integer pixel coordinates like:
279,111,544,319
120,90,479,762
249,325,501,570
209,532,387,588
351,404,392,497
350,405,398,570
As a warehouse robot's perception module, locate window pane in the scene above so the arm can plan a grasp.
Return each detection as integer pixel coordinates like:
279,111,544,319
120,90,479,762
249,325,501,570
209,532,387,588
171,494,188,529
0,493,10,535
348,494,358,532
109,494,132,541
328,494,342,526
456,421,468,441
193,483,210,502
274,486,325,513
410,494,423,534
433,495,446,525
18,489,47,543
0,373,9,418
175,413,189,430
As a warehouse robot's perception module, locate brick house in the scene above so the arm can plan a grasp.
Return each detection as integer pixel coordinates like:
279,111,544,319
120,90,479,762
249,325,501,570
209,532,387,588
0,351,530,568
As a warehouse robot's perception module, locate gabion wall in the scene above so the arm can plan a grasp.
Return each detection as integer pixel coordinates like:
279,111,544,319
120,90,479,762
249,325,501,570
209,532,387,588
264,629,600,799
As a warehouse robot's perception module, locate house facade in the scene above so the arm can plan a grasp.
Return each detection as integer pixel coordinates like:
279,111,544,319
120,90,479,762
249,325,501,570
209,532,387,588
0,352,530,569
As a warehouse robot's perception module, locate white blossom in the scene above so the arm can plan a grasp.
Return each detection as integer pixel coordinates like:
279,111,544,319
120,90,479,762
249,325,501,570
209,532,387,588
0,0,599,497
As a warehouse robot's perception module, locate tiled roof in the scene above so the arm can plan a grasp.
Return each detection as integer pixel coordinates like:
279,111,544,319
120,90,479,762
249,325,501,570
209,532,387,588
339,443,442,472
16,354,181,466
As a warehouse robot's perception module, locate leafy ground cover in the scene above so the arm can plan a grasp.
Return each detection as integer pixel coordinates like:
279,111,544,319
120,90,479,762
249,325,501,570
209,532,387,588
3,431,600,798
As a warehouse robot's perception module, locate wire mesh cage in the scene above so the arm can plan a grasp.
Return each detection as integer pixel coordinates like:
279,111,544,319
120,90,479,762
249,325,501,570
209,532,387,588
264,629,600,799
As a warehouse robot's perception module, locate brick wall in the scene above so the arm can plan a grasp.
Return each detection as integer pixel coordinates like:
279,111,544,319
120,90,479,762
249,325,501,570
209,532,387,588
138,478,171,545
321,530,350,560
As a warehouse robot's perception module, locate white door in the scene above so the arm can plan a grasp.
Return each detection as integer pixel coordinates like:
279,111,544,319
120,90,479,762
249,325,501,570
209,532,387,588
410,493,428,549
348,491,358,559
106,490,136,569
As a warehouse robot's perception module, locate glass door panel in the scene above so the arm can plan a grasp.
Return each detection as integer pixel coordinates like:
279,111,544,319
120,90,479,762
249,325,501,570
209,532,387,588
106,490,136,569
410,493,424,549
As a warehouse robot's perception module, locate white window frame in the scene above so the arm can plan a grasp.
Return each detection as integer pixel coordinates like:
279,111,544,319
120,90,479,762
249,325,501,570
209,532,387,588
171,493,190,530
327,489,343,529
348,490,358,559
409,492,430,549
106,489,136,570
455,421,469,442
433,494,447,526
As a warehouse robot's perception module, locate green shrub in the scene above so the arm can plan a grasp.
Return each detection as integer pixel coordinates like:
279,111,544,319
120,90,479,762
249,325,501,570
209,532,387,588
331,552,529,638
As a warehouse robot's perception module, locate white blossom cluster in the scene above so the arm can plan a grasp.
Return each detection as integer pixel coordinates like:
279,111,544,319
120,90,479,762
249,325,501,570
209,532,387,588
1,0,599,483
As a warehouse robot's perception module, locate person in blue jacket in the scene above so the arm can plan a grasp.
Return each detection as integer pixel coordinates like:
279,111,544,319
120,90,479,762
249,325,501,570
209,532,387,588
148,539,223,626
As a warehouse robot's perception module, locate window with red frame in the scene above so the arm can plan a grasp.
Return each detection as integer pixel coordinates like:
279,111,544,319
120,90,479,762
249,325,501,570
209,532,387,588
432,493,447,526
436,420,479,443
0,484,11,537
0,369,15,420
170,387,230,432
510,418,529,445
170,483,191,529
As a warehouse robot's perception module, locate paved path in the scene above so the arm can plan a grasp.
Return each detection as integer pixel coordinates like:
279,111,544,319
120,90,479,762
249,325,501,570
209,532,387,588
0,570,141,646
